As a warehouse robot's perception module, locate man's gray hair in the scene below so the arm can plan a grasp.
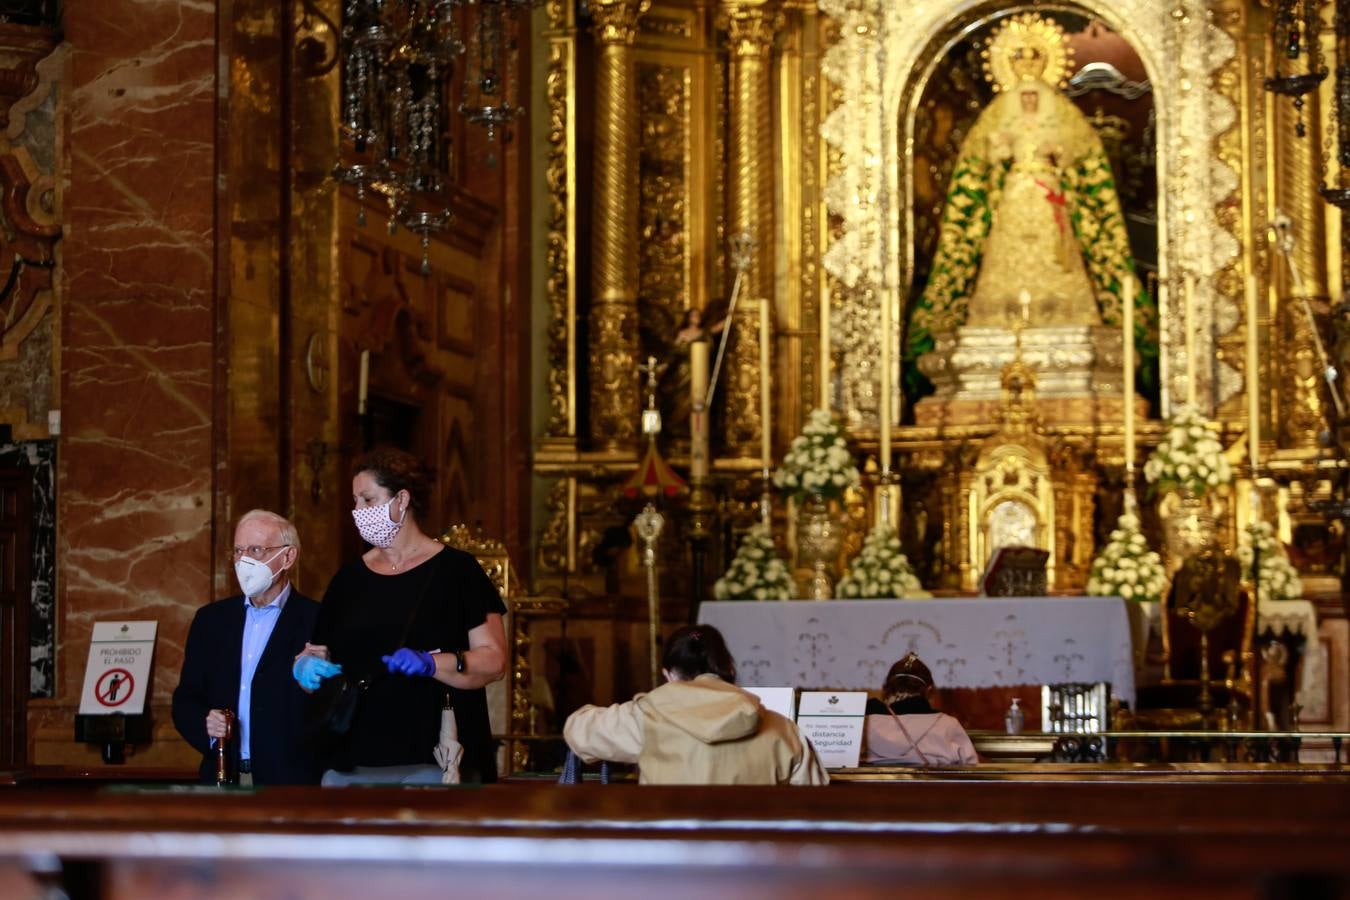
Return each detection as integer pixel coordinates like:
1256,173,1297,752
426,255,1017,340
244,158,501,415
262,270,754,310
237,509,301,554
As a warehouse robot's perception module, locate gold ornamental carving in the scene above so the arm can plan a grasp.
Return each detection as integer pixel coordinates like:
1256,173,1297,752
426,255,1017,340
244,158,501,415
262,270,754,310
820,0,1241,423
1271,41,1328,449
637,63,690,362
588,0,650,449
591,0,652,46
544,39,575,439
589,301,640,447
537,478,574,574
1277,296,1326,449
721,0,780,58
799,67,821,409
720,0,779,458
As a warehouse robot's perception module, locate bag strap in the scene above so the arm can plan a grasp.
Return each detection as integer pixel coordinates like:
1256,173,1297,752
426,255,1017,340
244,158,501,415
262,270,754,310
358,549,445,687
885,705,938,766
396,548,444,648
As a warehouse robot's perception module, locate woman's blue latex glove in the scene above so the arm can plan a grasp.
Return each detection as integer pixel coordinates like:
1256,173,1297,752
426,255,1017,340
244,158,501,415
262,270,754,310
293,655,342,690
382,647,437,678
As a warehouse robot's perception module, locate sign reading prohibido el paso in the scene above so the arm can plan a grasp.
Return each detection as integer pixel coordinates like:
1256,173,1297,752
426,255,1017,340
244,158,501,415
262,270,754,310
79,621,157,716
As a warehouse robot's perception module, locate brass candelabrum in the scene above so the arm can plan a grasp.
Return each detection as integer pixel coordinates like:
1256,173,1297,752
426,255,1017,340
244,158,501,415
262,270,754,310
687,232,756,619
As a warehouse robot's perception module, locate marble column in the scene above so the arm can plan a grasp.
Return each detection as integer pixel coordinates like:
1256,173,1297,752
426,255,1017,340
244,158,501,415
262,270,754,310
53,0,217,765
587,0,650,451
721,0,778,458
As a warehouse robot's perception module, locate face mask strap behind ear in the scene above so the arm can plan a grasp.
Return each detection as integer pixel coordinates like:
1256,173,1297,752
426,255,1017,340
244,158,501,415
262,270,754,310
388,493,409,525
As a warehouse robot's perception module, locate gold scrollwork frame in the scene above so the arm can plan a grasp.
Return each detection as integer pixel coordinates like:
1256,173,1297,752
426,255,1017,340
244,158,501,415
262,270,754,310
818,0,1243,426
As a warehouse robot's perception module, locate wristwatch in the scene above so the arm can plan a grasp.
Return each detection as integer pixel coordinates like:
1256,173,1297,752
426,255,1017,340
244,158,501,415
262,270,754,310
455,649,467,674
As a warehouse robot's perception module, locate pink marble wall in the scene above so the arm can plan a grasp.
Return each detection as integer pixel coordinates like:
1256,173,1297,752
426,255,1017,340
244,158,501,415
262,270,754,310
45,0,217,764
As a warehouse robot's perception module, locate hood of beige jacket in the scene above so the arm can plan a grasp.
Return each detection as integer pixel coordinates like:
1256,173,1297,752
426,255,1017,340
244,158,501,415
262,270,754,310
638,674,762,744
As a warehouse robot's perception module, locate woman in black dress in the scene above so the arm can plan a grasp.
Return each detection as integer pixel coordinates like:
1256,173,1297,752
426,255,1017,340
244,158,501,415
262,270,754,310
297,448,508,783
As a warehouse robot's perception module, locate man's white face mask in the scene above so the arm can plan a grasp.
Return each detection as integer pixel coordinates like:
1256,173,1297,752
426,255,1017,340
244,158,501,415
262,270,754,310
234,547,287,599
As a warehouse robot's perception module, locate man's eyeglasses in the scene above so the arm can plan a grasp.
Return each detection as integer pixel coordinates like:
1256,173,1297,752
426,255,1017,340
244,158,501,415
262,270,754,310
231,544,290,561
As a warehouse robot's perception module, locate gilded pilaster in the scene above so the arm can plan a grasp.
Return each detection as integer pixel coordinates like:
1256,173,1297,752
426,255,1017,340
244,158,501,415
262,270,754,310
720,0,779,458
1274,78,1331,448
543,0,578,442
588,0,651,449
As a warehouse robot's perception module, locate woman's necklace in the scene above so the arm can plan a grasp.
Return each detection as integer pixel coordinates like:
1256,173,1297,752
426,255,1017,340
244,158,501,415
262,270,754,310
385,542,431,572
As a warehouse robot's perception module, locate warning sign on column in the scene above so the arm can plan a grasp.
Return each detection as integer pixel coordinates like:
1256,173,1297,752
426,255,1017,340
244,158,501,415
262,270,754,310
79,622,157,716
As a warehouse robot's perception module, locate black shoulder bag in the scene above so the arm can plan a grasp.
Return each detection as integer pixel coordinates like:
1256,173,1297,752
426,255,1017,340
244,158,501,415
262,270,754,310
312,554,441,739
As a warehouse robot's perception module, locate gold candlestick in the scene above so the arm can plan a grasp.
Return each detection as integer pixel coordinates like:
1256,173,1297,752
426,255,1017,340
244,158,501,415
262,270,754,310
1245,274,1261,473
760,297,772,471
1123,274,1136,473
634,504,665,690
879,287,892,478
1184,273,1197,408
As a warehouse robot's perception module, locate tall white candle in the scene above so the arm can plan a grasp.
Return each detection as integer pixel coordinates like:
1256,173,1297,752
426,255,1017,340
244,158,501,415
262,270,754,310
1158,282,1170,418
358,349,370,416
1246,274,1261,471
760,298,772,470
820,280,832,410
880,286,892,476
690,339,709,480
1123,275,1135,470
1184,274,1197,408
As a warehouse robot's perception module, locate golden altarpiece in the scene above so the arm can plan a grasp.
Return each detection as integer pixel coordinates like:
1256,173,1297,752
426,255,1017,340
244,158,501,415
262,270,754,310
529,0,1344,629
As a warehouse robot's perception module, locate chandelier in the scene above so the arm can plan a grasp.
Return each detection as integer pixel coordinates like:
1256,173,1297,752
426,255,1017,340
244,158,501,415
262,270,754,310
334,0,529,273
1263,0,1327,138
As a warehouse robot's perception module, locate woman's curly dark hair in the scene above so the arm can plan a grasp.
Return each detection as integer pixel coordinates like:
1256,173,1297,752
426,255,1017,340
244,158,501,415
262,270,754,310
353,447,433,519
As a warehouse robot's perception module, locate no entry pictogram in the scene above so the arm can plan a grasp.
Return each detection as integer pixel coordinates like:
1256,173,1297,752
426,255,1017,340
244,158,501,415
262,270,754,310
95,667,133,707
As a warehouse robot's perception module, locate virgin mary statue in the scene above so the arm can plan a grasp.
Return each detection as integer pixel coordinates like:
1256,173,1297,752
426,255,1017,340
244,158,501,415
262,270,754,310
907,13,1147,368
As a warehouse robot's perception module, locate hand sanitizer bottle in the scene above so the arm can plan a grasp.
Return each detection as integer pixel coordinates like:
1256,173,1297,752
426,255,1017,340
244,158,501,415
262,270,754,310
1005,697,1024,735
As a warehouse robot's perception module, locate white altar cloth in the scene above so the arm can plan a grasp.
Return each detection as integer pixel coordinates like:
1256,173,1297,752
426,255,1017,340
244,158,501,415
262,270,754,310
699,596,1137,708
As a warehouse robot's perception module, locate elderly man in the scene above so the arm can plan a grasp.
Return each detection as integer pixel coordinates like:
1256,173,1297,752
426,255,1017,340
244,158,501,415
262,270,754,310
172,510,320,785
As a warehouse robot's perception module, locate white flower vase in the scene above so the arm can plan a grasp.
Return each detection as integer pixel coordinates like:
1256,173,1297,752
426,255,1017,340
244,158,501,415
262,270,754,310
796,494,842,600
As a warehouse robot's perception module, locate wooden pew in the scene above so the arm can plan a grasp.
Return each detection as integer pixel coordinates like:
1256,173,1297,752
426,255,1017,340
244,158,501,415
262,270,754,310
0,778,1346,897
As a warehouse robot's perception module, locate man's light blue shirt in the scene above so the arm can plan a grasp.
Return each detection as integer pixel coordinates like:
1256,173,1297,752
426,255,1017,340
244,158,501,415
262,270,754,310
239,583,290,761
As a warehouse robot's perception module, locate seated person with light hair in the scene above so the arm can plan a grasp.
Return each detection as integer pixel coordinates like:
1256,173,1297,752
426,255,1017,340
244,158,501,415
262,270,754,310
863,653,978,766
563,625,828,785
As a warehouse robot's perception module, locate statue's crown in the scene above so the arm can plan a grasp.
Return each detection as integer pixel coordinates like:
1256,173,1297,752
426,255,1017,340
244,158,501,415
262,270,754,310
983,12,1072,93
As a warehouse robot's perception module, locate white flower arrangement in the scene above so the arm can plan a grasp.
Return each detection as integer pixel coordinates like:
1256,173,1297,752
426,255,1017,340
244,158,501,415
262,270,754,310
1142,405,1233,498
772,408,861,502
713,523,795,601
1237,520,1303,604
836,524,931,599
1086,512,1168,603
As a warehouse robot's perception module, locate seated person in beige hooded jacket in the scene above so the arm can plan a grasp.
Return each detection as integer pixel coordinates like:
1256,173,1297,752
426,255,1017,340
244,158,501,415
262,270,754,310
564,625,828,785
862,652,978,766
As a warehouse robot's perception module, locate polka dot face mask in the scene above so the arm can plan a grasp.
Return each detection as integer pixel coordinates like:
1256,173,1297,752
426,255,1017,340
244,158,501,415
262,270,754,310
352,496,405,548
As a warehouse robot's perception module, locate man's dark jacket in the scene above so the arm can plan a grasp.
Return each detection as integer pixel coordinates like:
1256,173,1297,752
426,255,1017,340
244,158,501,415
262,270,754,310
172,589,321,785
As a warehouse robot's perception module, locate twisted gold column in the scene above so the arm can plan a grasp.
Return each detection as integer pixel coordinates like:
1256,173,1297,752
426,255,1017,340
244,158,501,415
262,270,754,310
721,0,778,458
587,0,650,450
1274,89,1330,449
